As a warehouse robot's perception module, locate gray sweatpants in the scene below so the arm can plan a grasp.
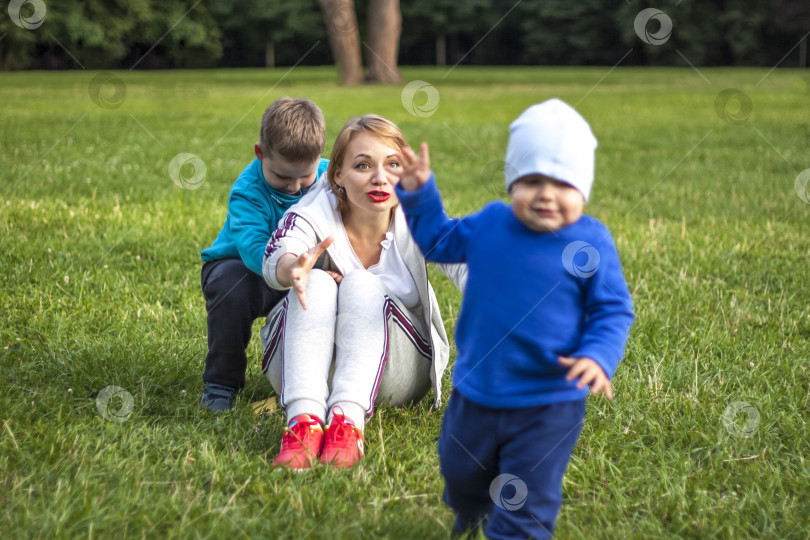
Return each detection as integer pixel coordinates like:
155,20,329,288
260,269,433,430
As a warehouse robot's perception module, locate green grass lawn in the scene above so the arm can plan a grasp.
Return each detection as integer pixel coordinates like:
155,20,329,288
1,65,809,539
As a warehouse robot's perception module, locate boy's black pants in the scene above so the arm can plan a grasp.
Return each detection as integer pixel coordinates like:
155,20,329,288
201,258,287,390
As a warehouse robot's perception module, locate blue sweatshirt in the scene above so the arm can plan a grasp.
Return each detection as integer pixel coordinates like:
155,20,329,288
395,176,634,408
201,158,329,275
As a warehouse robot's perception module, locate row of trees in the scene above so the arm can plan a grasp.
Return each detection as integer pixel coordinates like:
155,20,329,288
1,0,807,74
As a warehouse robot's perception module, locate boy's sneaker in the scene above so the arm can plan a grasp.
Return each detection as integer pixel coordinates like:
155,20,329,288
319,410,365,468
200,383,237,412
273,414,324,470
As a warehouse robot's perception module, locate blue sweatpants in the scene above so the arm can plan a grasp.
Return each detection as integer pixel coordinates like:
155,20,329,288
438,389,586,539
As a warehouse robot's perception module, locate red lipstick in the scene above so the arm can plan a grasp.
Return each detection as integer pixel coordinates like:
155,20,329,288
367,191,390,202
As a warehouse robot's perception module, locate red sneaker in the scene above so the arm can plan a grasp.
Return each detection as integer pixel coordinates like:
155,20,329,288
320,410,365,468
273,414,324,470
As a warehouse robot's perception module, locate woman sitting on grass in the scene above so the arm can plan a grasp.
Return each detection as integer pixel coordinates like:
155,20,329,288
260,114,465,470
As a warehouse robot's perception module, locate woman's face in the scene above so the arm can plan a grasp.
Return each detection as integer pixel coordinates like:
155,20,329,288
334,132,401,217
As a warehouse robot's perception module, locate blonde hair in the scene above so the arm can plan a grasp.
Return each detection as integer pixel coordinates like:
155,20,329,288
327,114,407,212
260,97,326,163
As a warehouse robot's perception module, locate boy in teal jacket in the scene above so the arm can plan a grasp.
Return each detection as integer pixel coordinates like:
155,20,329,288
200,97,328,411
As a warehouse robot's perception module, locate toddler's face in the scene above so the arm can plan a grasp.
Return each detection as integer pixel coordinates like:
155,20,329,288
255,144,320,195
509,174,584,232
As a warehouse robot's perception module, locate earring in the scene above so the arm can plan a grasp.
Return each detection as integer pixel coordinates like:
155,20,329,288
337,186,345,194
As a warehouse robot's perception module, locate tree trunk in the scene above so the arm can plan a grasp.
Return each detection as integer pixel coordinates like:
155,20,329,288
800,36,807,68
435,33,446,67
317,0,364,85
265,41,275,69
365,0,402,83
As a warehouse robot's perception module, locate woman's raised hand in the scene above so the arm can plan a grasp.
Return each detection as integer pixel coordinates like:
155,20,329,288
287,236,334,310
395,143,431,192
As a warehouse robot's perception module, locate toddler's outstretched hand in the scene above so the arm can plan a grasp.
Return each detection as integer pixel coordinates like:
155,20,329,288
558,356,614,400
395,143,431,192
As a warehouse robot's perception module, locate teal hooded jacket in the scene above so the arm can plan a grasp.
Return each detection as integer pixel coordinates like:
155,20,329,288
201,157,329,274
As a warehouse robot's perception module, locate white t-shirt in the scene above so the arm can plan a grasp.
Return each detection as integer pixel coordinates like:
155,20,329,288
334,219,420,310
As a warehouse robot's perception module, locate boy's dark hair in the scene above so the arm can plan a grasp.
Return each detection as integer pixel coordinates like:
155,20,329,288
260,98,326,163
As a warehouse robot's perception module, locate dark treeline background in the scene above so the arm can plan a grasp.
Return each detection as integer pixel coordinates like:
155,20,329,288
1,0,807,71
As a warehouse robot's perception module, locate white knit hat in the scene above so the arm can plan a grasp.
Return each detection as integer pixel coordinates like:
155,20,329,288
505,99,598,201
